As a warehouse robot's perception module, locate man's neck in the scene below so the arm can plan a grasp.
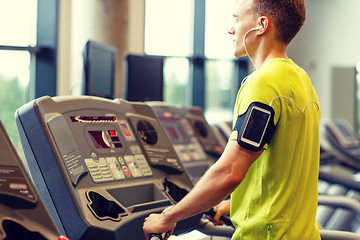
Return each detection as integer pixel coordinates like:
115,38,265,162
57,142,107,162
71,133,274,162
253,39,288,70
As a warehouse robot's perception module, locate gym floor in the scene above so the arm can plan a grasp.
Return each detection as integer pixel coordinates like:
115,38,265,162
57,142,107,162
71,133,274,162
169,230,230,240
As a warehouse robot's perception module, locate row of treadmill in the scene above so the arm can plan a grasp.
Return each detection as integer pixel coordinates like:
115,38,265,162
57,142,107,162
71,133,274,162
1,95,360,239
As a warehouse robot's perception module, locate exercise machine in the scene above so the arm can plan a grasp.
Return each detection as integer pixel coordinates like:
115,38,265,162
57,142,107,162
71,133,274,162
15,96,200,240
0,120,65,240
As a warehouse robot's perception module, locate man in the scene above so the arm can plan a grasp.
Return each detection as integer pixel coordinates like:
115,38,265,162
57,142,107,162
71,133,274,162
143,0,321,239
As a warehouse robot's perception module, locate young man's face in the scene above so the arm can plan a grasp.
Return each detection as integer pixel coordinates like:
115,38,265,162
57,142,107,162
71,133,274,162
228,0,257,57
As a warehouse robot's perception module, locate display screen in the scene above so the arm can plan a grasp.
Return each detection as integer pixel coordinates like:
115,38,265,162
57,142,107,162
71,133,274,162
124,54,164,101
83,40,116,99
166,127,179,140
88,131,110,149
71,116,117,123
178,125,188,140
242,107,270,144
120,122,132,137
108,130,117,136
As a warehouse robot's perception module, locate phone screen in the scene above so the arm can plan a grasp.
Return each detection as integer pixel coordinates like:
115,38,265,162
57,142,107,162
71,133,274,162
241,106,271,147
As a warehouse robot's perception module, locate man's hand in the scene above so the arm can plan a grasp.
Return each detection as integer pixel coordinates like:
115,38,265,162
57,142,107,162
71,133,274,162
143,213,177,240
205,200,231,226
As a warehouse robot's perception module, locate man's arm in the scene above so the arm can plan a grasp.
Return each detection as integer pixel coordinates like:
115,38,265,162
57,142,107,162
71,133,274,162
143,140,263,239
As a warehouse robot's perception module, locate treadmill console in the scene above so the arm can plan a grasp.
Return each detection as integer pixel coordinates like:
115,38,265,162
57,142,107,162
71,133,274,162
323,119,359,149
147,102,223,183
320,119,360,169
0,121,61,240
15,96,197,240
49,114,154,185
186,106,223,157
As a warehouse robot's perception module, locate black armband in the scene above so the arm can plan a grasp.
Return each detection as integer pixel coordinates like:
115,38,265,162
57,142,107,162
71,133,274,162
233,102,276,152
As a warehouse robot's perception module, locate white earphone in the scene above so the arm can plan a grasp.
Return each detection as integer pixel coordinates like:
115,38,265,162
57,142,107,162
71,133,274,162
243,25,263,69
250,26,262,31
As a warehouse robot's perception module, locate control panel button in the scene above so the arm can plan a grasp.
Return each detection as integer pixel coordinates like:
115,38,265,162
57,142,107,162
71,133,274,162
106,157,125,180
85,158,115,183
134,154,152,176
124,155,142,177
122,166,131,177
130,145,142,154
118,157,125,165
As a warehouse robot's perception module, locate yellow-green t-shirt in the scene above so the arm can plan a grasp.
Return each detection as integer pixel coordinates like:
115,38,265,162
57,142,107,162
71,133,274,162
229,58,321,239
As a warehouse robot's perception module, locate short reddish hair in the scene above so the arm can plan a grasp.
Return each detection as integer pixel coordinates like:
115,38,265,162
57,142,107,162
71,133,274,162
253,0,306,44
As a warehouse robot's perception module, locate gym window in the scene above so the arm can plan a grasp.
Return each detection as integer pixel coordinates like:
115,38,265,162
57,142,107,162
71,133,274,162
0,0,58,150
144,0,248,124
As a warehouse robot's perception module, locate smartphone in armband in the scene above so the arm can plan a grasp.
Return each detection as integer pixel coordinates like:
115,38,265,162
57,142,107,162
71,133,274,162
234,102,276,152
241,106,271,147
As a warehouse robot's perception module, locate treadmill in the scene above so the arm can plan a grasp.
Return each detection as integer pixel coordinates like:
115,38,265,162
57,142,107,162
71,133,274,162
317,118,360,233
15,96,201,240
320,118,360,171
0,120,64,240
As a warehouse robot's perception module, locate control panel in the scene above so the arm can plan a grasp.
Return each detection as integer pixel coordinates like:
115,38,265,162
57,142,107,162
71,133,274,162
147,102,224,183
186,106,224,157
0,121,61,240
320,119,360,170
47,113,155,185
15,96,197,240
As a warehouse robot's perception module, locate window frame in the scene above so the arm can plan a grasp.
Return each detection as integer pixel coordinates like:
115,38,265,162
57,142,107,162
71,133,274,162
0,0,58,100
191,0,248,110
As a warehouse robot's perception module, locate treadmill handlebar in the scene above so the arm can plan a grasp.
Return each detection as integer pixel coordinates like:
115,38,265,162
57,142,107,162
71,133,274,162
318,195,360,216
149,233,163,240
320,229,360,240
319,168,360,192
196,218,234,237
204,208,233,227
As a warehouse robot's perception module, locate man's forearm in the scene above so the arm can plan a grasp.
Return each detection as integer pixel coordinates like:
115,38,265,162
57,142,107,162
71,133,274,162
161,141,261,226
162,159,240,224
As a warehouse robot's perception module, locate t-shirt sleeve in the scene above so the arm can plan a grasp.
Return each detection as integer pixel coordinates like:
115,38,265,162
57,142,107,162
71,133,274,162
228,73,282,148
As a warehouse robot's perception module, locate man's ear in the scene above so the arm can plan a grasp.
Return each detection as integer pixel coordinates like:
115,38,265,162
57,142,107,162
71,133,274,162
256,16,270,35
